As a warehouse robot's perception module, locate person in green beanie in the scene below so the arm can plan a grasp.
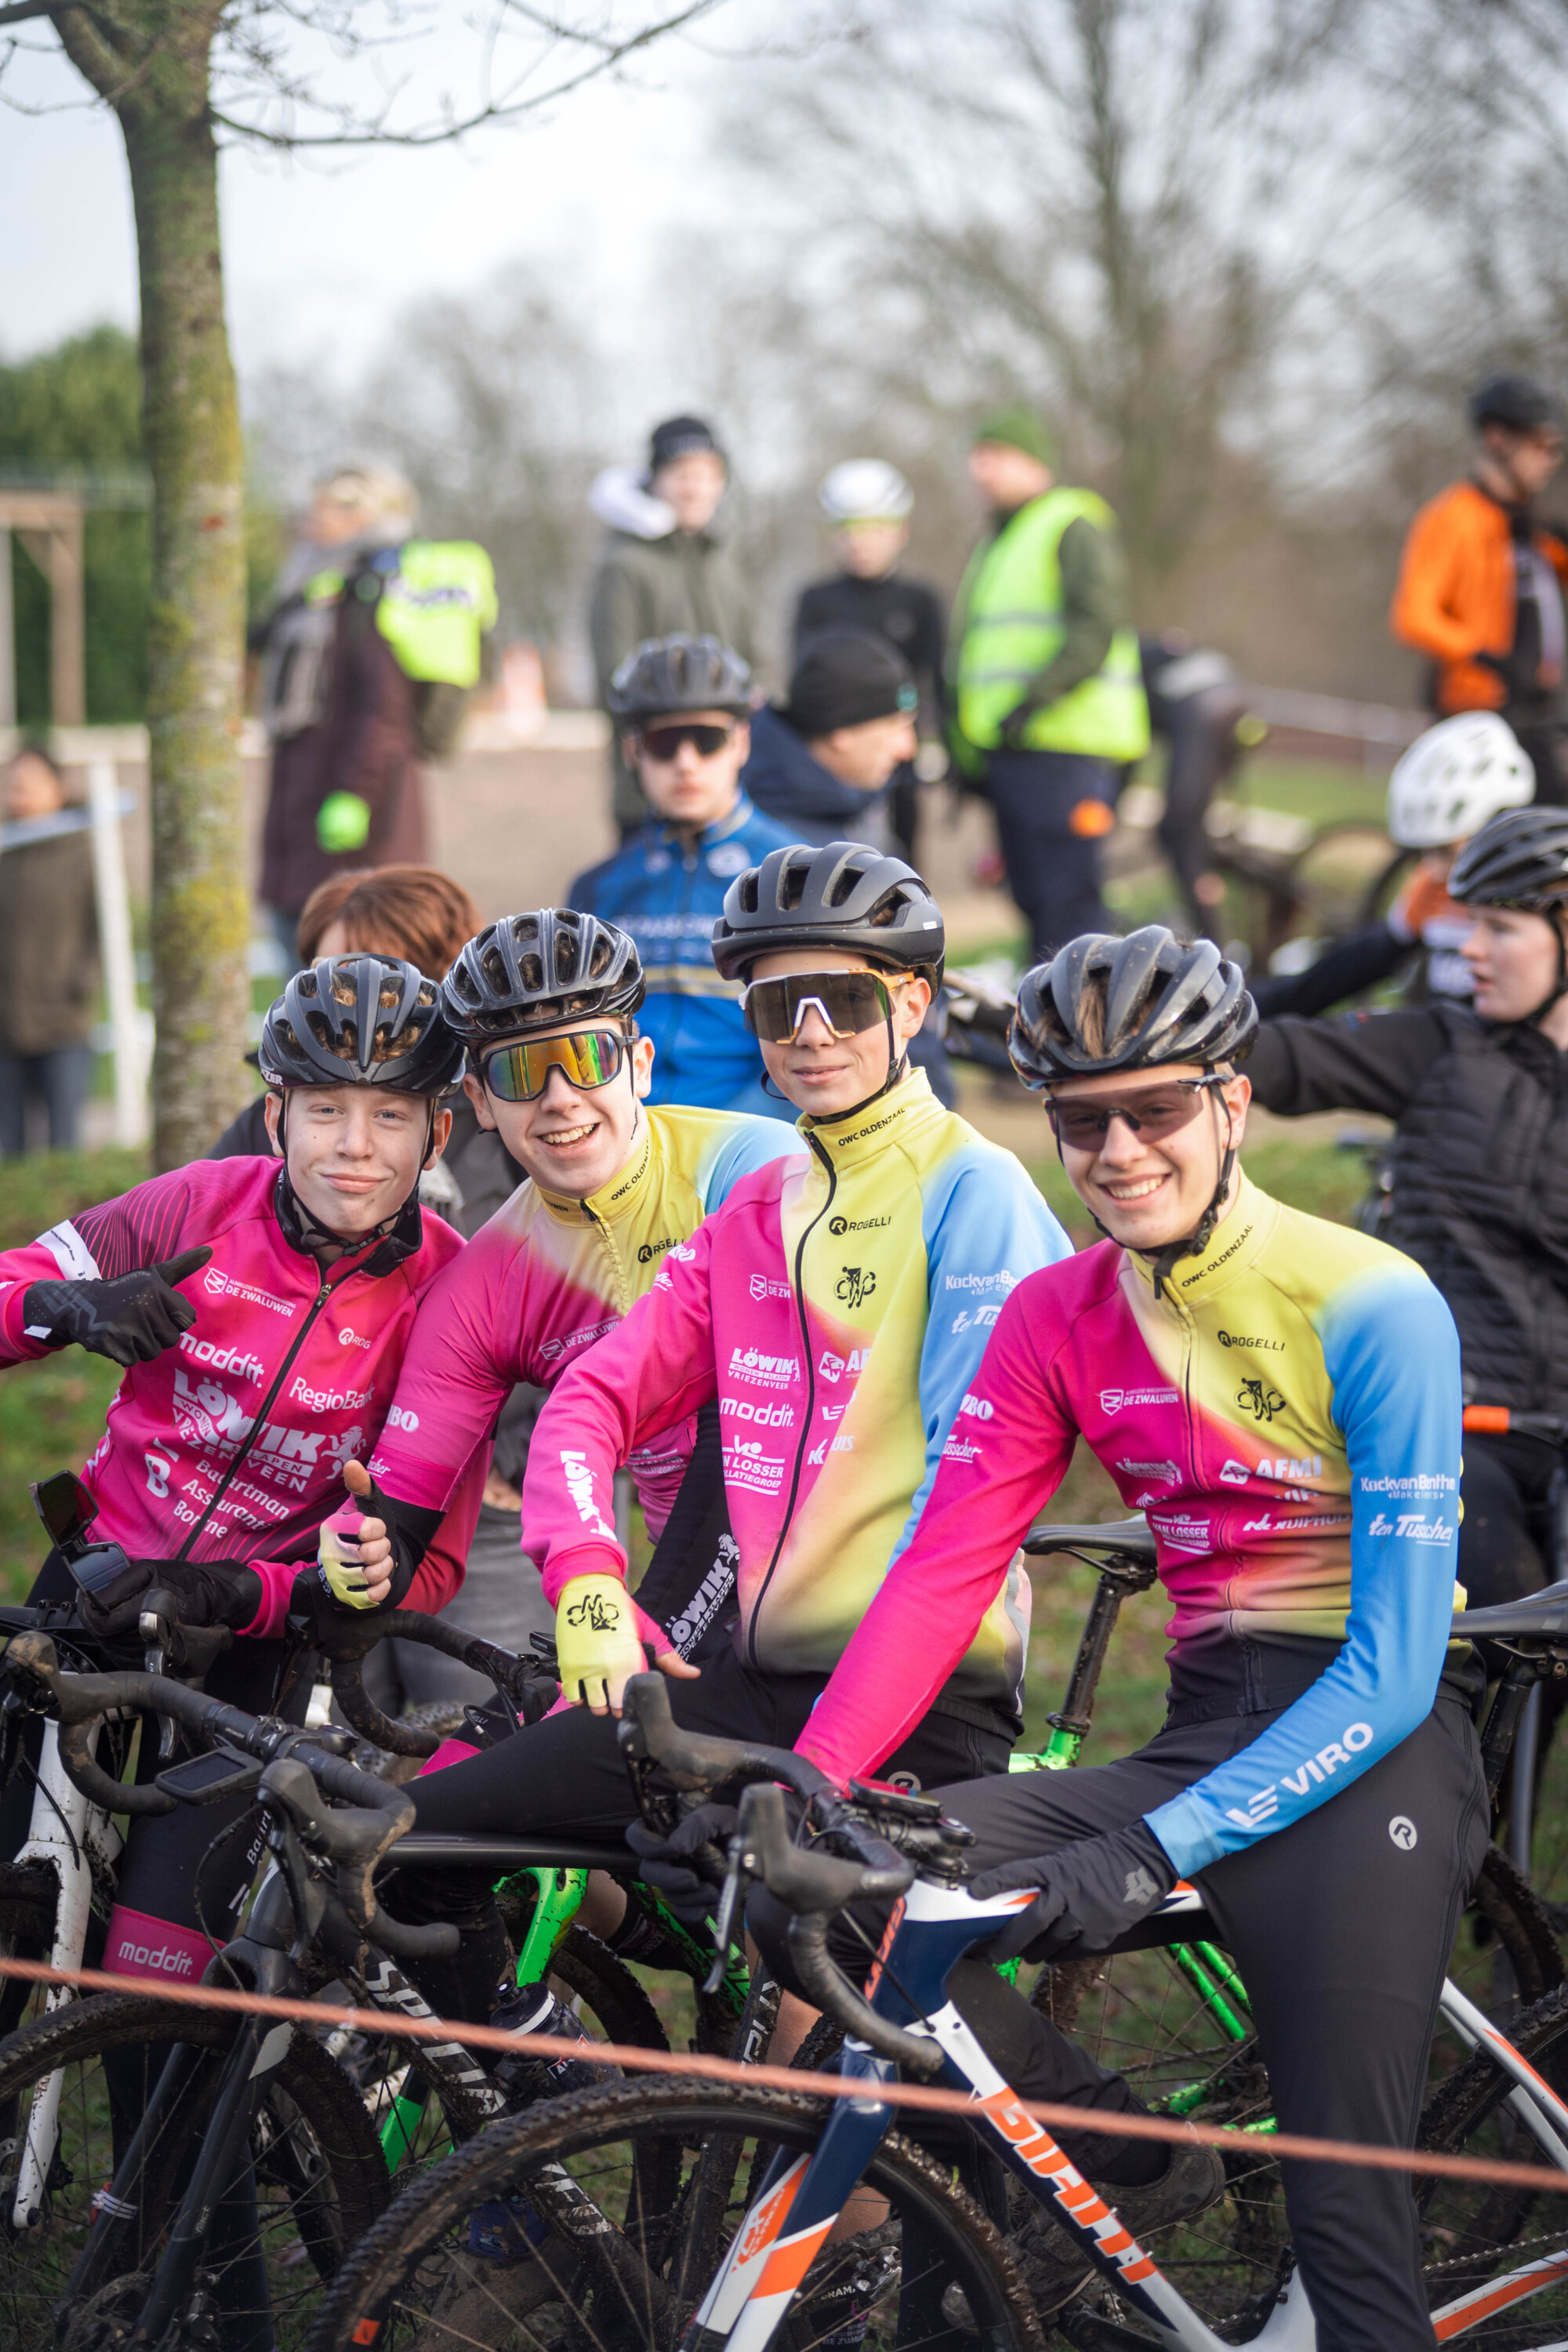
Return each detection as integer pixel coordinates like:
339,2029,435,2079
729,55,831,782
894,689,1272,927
951,408,1149,957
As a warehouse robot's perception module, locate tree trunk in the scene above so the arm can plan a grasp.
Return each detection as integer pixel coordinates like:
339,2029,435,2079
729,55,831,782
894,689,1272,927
53,3,249,1169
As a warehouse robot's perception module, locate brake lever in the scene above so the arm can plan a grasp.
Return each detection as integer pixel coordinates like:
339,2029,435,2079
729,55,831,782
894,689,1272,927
137,1605,179,1760
704,1835,750,1996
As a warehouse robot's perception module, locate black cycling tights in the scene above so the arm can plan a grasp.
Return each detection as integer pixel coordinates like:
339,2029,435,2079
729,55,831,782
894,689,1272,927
753,1693,1487,2352
1459,1429,1568,1820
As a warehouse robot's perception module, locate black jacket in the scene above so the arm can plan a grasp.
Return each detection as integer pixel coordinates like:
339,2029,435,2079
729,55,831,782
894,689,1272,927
1248,1005,1568,1411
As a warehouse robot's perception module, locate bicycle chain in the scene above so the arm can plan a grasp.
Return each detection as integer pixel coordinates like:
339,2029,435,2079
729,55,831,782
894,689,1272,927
1421,2225,1568,2280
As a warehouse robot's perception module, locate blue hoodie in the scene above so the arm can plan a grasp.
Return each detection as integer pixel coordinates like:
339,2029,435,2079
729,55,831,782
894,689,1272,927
740,705,891,848
570,793,799,1109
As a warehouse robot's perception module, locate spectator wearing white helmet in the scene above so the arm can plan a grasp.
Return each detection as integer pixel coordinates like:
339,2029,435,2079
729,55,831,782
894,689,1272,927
1251,711,1535,1018
793,459,946,862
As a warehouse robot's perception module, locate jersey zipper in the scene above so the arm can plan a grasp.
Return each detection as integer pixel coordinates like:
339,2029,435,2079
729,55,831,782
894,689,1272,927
583,1200,630,1316
745,1129,837,1669
171,1260,360,1565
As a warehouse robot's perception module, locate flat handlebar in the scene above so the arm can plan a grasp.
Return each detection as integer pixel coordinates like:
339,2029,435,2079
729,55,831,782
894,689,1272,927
6,1630,455,1962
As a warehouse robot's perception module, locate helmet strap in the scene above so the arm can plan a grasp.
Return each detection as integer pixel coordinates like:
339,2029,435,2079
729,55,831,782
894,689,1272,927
1525,906,1568,1024
1149,1086,1237,1301
802,1004,909,1128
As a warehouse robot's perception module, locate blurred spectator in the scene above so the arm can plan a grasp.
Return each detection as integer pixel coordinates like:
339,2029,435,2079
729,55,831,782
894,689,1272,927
0,745,99,1156
1391,375,1568,804
1137,633,1258,937
951,407,1149,958
256,464,428,953
795,459,946,860
588,416,755,839
571,633,796,1117
743,628,918,850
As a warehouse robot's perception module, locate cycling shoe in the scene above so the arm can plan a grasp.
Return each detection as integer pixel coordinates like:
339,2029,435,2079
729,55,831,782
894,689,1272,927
1009,2136,1225,2315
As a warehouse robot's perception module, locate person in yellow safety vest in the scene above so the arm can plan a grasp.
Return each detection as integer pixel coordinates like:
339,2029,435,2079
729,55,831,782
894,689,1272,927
951,407,1149,960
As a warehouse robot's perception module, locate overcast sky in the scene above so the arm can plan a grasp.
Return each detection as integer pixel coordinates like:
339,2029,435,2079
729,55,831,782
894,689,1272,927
0,5,779,398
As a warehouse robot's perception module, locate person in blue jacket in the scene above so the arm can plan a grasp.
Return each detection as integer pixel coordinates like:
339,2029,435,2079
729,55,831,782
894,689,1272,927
570,634,799,1117
742,626,919,849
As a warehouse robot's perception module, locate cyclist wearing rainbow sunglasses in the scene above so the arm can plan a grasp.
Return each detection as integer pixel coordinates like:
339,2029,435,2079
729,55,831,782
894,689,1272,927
359,907,798,1612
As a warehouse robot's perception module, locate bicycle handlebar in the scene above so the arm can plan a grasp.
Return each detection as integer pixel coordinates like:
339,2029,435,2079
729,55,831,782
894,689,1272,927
5,1631,456,1962
325,1609,550,1756
1463,1405,1568,1447
618,1672,835,1802
737,1786,936,2077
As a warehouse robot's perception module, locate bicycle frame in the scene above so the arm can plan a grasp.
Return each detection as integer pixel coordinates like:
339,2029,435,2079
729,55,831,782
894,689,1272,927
699,1875,1568,2352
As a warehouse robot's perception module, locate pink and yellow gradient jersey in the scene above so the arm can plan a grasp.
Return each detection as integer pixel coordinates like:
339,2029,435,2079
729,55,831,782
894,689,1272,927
369,1103,797,1532
797,1174,1465,1876
521,1069,1070,1714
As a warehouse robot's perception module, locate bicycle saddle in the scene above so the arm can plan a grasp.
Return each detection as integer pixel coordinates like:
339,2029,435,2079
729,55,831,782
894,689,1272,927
1023,1516,1158,1567
1453,1578,1568,1641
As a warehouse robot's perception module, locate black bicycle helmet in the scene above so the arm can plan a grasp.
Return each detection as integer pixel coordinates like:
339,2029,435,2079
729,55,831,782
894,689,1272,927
1468,375,1564,436
260,956,464,1093
1450,806,1568,911
441,908,644,1044
711,841,946,988
1009,927,1257,1089
608,633,753,720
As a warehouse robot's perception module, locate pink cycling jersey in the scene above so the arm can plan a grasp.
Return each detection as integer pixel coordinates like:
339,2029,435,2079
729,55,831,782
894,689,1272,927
0,1157,483,1635
369,1103,797,1532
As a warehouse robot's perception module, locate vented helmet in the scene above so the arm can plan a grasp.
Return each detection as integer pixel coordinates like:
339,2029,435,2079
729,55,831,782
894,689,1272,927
818,459,914,524
1010,927,1256,1090
441,909,644,1044
1450,807,1568,911
260,956,464,1094
1387,713,1533,850
711,840,945,988
608,633,753,720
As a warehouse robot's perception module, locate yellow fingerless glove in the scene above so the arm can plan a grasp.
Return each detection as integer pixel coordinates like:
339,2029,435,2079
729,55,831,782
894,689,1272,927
317,1509,376,1610
555,1573,654,1711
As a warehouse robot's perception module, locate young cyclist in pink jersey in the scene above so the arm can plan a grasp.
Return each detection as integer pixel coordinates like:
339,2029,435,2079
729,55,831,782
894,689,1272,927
731,927,1480,2351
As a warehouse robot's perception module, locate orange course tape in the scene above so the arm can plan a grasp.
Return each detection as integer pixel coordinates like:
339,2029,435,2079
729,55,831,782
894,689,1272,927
2,1951,1564,2198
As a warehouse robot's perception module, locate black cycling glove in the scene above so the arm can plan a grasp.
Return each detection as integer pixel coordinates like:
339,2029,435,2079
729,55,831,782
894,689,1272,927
625,1802,740,1923
24,1245,213,1367
970,1820,1177,1964
78,1555,265,1639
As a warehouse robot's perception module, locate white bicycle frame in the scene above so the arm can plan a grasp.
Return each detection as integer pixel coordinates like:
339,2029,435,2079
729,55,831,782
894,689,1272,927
7,1716,122,2229
699,1875,1568,2352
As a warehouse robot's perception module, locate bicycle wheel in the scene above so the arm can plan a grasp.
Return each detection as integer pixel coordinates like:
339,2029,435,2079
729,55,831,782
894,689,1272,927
303,2078,1041,2352
0,1990,390,2351
1036,1846,1565,2337
1417,1982,1568,2341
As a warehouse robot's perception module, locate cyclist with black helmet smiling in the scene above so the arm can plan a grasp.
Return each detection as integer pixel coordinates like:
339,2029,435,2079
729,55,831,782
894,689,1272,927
775,923,1479,2349
0,953,482,1990
372,843,1066,2045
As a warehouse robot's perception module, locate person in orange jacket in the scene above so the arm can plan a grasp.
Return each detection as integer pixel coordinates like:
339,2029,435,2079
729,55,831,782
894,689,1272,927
1391,374,1568,802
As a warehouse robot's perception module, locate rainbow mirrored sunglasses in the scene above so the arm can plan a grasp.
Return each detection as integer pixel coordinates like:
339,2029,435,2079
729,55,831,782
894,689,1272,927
479,1027,634,1102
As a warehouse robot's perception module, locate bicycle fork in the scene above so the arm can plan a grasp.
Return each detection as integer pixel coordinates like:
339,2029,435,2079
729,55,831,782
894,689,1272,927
10,1716,122,2231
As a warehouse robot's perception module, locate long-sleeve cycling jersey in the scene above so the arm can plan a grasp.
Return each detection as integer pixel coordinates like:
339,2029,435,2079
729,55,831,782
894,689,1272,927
368,1103,798,1531
0,1156,483,1636
521,1069,1071,1722
796,1174,1463,1875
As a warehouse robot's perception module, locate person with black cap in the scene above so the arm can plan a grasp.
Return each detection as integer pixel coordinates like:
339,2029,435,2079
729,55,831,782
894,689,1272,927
741,625,919,850
950,406,1149,960
1392,374,1568,801
588,416,757,837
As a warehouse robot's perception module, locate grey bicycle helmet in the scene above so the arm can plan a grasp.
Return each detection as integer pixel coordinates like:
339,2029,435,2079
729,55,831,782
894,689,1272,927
1450,807,1568,912
260,956,464,1094
608,633,753,720
1010,928,1257,1089
442,908,644,1044
711,841,946,988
